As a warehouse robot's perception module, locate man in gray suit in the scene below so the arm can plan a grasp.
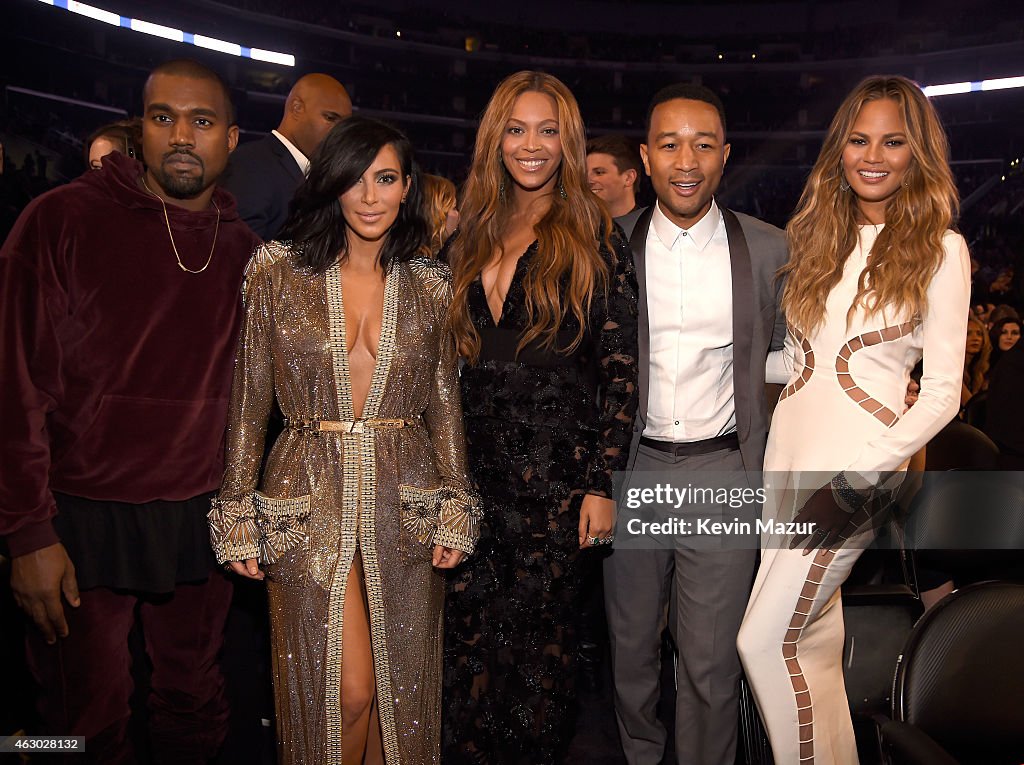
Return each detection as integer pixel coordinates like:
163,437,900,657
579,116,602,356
604,83,788,765
220,73,350,239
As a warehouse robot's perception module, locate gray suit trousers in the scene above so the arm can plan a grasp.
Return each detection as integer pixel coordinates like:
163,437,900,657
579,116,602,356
604,443,757,765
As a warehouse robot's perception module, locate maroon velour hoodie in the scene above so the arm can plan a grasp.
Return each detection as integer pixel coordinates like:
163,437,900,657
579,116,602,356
0,151,261,557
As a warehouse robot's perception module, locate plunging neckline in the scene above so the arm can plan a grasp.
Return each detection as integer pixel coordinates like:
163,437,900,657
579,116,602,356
326,262,398,422
478,242,536,327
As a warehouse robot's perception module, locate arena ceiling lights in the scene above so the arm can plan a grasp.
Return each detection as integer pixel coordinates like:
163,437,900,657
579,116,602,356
36,0,296,67
923,76,1024,97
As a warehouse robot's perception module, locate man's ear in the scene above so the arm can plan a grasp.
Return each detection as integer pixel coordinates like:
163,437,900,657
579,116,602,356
227,125,240,154
623,168,638,189
640,144,651,177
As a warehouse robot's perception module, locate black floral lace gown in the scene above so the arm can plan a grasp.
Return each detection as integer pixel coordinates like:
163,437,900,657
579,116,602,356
443,236,639,764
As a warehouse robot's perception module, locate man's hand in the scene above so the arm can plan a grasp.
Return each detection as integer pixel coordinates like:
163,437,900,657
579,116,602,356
11,543,80,644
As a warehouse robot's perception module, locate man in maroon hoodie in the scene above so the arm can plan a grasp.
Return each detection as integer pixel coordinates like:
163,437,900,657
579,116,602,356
0,60,260,763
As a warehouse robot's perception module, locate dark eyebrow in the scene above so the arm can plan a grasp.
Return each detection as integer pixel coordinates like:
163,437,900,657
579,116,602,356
145,103,219,118
374,167,401,175
654,130,719,141
849,130,908,139
506,117,559,125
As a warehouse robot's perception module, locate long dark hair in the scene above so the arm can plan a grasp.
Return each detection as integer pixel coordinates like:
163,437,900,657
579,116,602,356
281,115,428,273
989,316,1022,371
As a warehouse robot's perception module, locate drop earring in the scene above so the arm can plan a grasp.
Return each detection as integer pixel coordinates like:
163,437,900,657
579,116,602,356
558,179,568,200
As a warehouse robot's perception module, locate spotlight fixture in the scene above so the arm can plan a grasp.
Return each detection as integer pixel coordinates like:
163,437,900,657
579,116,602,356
37,0,296,66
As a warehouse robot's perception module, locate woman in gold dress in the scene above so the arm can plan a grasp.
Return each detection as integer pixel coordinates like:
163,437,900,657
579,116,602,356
209,116,480,764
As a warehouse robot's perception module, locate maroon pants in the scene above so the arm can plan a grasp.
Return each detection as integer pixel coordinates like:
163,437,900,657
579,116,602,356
25,573,233,765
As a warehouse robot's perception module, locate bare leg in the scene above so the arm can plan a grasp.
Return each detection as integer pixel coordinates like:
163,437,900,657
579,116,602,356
342,552,384,764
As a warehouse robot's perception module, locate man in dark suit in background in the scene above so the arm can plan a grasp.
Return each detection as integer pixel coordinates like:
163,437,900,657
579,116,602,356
604,84,788,765
221,73,351,239
217,72,349,762
587,134,648,238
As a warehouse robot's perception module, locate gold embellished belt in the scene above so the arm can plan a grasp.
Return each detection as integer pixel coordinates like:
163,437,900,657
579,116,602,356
283,416,421,434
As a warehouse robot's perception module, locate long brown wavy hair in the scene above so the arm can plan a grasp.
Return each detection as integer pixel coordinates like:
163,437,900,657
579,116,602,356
419,173,457,257
448,71,612,362
781,75,959,334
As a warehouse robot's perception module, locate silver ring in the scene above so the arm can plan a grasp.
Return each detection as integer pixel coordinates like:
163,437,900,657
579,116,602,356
588,534,614,546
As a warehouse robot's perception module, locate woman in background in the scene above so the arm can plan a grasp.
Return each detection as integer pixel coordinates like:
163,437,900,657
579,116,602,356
962,311,991,404
420,172,459,257
987,315,1021,373
84,118,142,170
442,71,638,764
738,76,970,764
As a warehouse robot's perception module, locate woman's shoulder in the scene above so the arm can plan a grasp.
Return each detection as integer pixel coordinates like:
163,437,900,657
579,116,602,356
941,229,968,250
241,239,295,287
938,229,970,269
246,240,299,276
404,256,454,305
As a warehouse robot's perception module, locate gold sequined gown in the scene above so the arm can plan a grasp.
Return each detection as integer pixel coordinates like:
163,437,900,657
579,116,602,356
209,242,481,765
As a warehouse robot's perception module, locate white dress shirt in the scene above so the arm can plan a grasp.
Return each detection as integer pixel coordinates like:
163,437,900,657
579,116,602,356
272,130,310,175
643,200,737,442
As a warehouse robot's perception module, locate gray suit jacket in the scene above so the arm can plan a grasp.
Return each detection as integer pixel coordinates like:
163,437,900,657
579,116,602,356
629,203,788,473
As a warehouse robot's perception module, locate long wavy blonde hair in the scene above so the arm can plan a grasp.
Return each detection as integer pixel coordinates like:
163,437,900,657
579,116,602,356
964,312,991,395
781,75,959,334
448,71,612,362
419,173,457,257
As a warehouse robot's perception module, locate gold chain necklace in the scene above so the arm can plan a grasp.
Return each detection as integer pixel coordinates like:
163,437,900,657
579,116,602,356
141,175,221,274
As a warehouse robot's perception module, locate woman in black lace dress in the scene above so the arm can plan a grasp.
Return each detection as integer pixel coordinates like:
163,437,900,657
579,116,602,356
442,71,639,764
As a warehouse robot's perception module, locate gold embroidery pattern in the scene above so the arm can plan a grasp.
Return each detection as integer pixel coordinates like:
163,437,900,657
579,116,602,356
778,328,814,404
207,496,260,564
355,267,401,763
326,263,355,422
323,262,402,763
252,492,311,564
836,320,919,427
324,262,355,760
400,483,482,555
399,485,443,546
408,257,453,309
435,486,483,555
241,241,289,302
